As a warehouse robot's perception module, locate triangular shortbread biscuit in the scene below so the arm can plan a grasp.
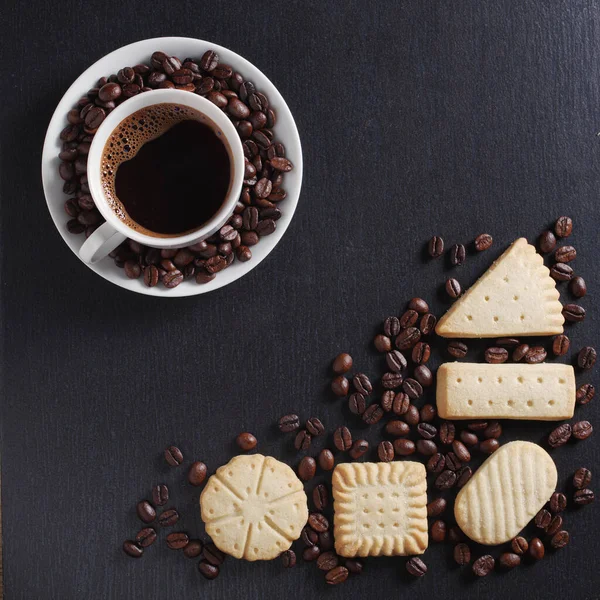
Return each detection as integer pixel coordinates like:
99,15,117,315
436,238,564,338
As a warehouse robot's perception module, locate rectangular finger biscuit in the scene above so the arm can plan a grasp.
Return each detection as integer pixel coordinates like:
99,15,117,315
332,461,428,557
436,362,575,420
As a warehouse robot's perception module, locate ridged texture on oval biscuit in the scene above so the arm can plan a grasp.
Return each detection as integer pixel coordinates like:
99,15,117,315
200,454,308,560
332,462,428,557
454,441,557,545
436,238,564,338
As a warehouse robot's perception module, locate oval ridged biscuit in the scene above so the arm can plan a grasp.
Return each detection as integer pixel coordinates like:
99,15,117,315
454,441,557,545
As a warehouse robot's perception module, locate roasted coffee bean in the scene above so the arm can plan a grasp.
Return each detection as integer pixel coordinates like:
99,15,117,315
298,456,317,481
417,423,437,440
555,216,573,238
472,555,495,576
318,449,335,471
406,557,427,577
303,545,321,562
573,489,594,505
393,438,415,456
123,540,143,558
306,417,325,437
59,161,75,181
485,347,508,364
550,491,568,512
316,551,339,571
578,346,597,370
577,383,595,405
452,440,471,462
301,525,319,546
198,561,219,579
353,373,372,395
164,446,183,467
399,310,419,329
203,543,225,566
573,467,592,490
404,403,420,425
166,532,190,550
188,462,208,486
467,421,488,431
325,566,349,585
331,376,349,397
381,390,395,412
345,559,363,574
279,414,300,432
428,236,444,257
456,466,473,488
439,421,456,444
333,426,352,451
158,509,179,527
431,520,447,542
449,527,464,543
427,497,447,517
453,543,471,565
572,420,593,440
512,343,529,361
539,230,557,253
548,424,572,447
348,393,367,415
483,421,502,439
420,404,437,422
84,106,106,129
392,392,410,415
99,82,122,101
549,530,570,549
402,378,423,399
427,453,446,474
414,365,433,388
498,552,520,569
236,432,258,451
312,484,329,511
544,513,562,536
480,439,500,454
535,508,552,530
332,352,353,374
384,316,401,337
386,420,410,437
555,245,577,263
412,342,431,364
512,536,529,555
280,549,296,568
552,334,570,356
435,469,457,490
308,513,329,533
445,452,462,471
474,233,493,251
495,337,520,347
382,372,403,389
446,278,462,298
447,341,468,358
550,263,574,281
529,537,545,560
525,346,547,364
450,244,466,266
374,334,392,352
409,297,429,314
570,276,587,298
394,327,421,350
162,270,184,288
349,439,369,459
294,430,312,451
137,501,156,523
124,261,141,279
183,540,203,558
419,313,437,335
362,403,384,425
152,484,169,507
386,350,408,372
377,441,395,462
135,527,157,548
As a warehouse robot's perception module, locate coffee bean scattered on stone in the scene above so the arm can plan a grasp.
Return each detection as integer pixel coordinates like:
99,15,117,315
453,543,471,565
406,557,427,577
555,216,573,238
123,540,143,558
472,555,495,576
529,537,545,560
318,449,335,471
151,484,169,507
236,432,258,451
474,233,493,251
428,236,444,257
333,353,353,374
573,467,592,490
164,445,183,467
539,230,557,253
552,334,570,356
279,414,300,432
188,462,208,486
450,244,466,266
570,276,587,298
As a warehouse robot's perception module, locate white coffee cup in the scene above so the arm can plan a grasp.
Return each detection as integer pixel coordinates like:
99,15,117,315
80,88,244,264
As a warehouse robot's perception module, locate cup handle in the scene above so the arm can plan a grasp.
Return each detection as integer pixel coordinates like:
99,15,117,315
79,222,127,264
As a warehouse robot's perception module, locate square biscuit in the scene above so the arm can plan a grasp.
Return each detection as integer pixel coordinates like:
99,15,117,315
332,461,428,557
436,362,576,420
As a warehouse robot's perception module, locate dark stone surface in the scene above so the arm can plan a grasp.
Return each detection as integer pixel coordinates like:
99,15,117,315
1,1,598,598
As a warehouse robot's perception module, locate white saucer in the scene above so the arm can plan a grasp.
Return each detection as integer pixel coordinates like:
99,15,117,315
41,37,303,297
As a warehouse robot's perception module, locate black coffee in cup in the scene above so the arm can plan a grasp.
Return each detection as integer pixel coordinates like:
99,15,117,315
100,103,231,236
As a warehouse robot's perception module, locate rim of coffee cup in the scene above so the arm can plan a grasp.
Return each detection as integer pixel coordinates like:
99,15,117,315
86,88,245,248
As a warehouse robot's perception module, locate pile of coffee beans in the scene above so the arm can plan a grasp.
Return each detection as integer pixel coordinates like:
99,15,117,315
59,49,293,289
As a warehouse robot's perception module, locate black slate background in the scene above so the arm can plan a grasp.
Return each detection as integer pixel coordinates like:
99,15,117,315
1,1,600,598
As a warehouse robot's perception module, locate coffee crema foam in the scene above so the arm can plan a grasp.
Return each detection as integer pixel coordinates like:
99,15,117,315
101,103,223,236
